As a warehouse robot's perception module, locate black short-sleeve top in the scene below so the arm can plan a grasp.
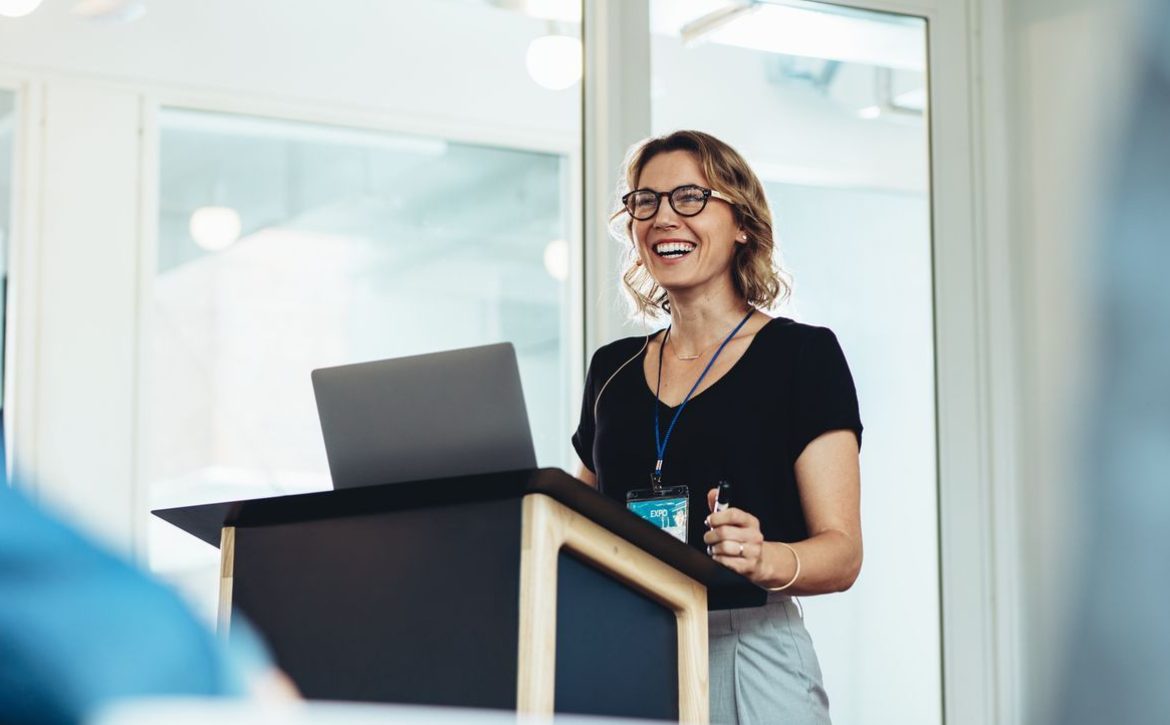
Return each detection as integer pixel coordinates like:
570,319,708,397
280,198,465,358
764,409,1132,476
571,316,862,552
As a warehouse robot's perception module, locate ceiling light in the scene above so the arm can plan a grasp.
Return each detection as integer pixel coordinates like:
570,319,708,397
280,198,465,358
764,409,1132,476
680,1,759,47
543,239,569,281
0,0,43,18
189,206,242,252
662,2,926,72
526,34,582,90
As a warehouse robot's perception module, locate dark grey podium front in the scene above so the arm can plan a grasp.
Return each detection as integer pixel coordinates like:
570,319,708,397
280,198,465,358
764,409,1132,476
154,468,764,722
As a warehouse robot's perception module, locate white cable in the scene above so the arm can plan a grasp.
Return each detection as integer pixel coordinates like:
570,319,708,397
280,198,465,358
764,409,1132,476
593,335,651,422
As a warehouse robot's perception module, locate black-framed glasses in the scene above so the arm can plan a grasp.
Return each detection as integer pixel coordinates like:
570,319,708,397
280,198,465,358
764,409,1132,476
621,184,734,221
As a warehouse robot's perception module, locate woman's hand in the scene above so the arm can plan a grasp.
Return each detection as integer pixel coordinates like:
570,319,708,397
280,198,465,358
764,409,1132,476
703,487,769,583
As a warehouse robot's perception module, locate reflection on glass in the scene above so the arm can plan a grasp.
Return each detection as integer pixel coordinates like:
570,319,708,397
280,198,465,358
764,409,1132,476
650,1,937,723
0,90,13,409
147,109,574,598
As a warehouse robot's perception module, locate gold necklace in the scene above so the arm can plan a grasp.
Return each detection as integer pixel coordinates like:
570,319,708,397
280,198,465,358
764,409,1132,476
666,332,713,361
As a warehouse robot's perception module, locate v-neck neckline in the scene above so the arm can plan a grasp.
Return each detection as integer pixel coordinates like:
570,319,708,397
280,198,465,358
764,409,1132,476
641,315,777,410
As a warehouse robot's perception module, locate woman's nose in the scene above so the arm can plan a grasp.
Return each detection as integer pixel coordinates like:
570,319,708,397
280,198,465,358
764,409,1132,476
652,202,680,228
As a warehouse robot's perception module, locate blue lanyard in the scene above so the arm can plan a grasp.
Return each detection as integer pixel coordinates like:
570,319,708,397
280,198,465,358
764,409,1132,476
652,308,755,487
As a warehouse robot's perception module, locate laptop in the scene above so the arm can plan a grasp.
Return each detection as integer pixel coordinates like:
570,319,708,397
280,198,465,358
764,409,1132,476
311,343,537,489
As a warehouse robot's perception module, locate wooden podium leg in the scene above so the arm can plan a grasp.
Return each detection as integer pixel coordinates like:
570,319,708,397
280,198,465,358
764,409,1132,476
516,494,709,723
674,597,709,723
217,526,236,637
516,496,559,715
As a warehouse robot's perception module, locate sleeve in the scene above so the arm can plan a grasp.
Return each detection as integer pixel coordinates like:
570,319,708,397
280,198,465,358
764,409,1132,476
788,326,863,458
570,350,600,473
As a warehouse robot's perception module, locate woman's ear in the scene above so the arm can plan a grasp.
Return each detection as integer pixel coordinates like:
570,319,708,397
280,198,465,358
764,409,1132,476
736,229,749,244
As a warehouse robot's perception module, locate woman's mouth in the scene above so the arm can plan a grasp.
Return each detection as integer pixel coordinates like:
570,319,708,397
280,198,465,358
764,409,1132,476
653,240,697,259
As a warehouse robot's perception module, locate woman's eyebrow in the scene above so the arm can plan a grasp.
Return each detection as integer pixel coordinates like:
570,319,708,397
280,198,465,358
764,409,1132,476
635,181,705,191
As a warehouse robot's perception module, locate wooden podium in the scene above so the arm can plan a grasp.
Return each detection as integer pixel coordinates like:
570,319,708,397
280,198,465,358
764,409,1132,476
154,468,764,722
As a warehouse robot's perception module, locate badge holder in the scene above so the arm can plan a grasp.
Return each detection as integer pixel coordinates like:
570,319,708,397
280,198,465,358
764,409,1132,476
626,477,690,544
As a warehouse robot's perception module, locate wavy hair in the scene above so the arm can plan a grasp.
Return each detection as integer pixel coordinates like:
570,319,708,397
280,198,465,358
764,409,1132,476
608,130,790,320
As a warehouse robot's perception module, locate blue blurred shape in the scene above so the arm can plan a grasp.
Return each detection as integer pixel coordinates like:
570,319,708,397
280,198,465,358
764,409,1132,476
0,412,250,725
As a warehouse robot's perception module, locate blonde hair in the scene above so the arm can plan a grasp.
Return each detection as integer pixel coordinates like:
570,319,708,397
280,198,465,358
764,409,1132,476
608,130,790,320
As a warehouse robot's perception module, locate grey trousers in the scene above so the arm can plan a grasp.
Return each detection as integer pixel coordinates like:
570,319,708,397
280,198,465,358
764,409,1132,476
708,595,831,725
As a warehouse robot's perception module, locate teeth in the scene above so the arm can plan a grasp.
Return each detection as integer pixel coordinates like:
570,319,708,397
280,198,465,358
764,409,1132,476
654,242,696,257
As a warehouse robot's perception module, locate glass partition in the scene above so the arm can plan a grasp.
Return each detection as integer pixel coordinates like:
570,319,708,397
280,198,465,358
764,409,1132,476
146,0,583,612
650,1,939,722
143,0,583,616
148,108,578,609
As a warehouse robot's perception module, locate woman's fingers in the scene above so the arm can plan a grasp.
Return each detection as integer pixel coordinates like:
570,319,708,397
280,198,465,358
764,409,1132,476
702,524,764,545
706,507,759,529
719,540,747,557
705,538,759,558
704,506,765,580
712,554,750,573
707,487,719,512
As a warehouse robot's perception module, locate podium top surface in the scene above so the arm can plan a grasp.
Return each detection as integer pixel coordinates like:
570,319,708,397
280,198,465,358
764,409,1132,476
152,468,766,610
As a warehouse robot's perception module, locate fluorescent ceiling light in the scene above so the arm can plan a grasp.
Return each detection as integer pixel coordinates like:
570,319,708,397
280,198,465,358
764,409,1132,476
656,1,926,72
162,109,448,157
680,2,760,47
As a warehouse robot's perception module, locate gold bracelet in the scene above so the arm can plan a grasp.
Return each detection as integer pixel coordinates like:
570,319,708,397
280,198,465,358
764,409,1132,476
766,541,801,592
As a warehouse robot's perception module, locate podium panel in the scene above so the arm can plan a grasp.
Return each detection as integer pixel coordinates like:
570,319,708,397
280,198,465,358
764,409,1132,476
231,498,523,708
555,551,679,720
157,468,765,723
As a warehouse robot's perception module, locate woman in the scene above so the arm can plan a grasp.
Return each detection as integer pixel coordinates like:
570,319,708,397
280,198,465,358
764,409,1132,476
571,130,862,725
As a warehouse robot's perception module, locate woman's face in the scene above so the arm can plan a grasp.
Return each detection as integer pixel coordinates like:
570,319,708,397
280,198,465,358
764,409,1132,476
631,150,745,299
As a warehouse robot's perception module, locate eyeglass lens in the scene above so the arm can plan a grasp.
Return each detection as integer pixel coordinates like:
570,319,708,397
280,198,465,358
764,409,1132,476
627,185,709,220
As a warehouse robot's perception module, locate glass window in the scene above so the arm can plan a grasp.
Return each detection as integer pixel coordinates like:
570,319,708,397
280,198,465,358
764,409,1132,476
650,2,938,723
148,111,578,604
146,2,583,612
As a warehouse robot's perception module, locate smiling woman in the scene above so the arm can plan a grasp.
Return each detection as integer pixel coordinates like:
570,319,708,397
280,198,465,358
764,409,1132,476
611,131,787,320
576,130,863,725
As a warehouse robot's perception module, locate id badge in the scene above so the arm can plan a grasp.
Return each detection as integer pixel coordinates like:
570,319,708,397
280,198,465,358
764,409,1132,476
626,485,690,543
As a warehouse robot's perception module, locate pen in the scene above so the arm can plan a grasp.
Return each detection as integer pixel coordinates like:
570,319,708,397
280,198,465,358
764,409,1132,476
707,481,733,556
714,480,732,514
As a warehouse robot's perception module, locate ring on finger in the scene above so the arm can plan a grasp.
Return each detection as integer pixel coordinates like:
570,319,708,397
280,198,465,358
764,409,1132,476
737,541,745,557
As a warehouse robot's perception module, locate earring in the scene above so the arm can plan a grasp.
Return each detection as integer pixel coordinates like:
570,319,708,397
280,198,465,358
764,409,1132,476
635,257,644,266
